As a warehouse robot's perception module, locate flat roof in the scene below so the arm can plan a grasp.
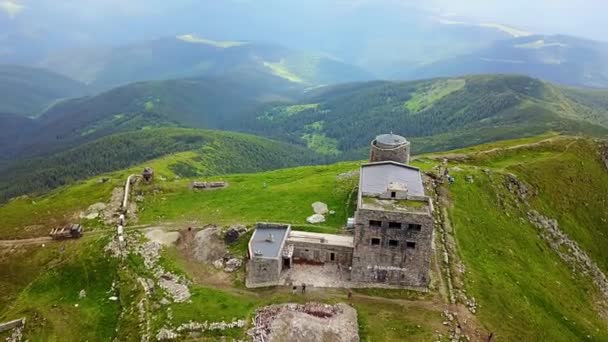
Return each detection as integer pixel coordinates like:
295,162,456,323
249,225,290,258
287,230,354,249
360,161,425,196
375,133,408,146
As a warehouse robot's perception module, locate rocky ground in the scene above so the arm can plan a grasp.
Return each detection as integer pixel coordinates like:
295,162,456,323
248,303,358,342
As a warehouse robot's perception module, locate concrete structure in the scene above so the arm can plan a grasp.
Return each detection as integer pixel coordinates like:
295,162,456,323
246,223,291,287
370,133,411,164
246,133,433,289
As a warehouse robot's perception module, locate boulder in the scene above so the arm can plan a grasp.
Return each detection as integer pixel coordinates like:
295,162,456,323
312,202,329,215
306,214,326,224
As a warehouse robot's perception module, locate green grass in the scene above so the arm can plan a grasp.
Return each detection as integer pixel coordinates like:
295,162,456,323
138,162,360,231
447,138,608,341
405,79,466,112
1,236,120,341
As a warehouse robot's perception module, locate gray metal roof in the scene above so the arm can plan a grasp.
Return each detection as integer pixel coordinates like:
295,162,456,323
360,162,424,196
375,133,408,147
249,226,290,258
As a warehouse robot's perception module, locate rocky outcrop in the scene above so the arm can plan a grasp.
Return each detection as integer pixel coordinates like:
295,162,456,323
528,210,608,300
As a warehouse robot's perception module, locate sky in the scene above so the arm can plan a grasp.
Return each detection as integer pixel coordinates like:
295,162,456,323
0,0,607,42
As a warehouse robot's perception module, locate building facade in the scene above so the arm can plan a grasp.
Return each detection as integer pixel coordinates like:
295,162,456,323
246,133,433,289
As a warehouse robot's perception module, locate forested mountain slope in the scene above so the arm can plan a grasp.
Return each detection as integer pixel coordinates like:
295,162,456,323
0,65,86,117
0,128,323,203
251,75,608,155
2,71,301,160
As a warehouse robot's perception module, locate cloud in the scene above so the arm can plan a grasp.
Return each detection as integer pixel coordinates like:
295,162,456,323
0,0,24,18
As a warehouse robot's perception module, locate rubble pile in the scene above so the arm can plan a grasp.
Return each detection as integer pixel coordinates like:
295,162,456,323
248,303,358,342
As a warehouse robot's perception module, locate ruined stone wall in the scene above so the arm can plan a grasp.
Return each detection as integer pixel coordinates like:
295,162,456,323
246,257,281,287
351,208,433,287
290,242,353,266
369,143,410,164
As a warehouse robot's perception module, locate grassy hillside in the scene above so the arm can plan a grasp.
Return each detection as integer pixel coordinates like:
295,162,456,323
1,135,607,340
40,35,371,91
0,65,86,117
408,35,608,88
251,75,608,155
442,136,608,340
0,128,324,205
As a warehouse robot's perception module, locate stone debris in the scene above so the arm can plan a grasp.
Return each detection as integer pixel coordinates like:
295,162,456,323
79,289,86,299
224,258,243,272
528,210,608,300
159,274,191,303
505,174,535,200
306,214,326,224
156,328,178,340
213,259,224,269
137,241,163,269
177,319,246,333
224,224,248,244
6,325,23,342
248,303,358,342
108,296,118,301
336,170,359,180
312,202,329,215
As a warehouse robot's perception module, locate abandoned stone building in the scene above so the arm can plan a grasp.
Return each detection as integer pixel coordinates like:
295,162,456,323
246,133,434,288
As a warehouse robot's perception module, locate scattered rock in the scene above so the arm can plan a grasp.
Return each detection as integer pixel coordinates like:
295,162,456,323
336,170,359,180
80,202,106,219
213,259,224,269
159,275,191,303
224,258,243,272
79,289,86,299
248,303,358,342
108,296,118,301
156,328,178,340
312,202,329,215
306,214,326,224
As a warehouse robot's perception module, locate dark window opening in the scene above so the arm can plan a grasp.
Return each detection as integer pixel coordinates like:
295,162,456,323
388,222,401,229
371,238,381,246
330,253,335,261
406,241,416,249
388,240,399,247
369,220,382,228
409,224,422,232
391,191,396,198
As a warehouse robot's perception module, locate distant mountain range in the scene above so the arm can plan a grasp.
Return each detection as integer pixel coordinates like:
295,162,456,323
38,35,372,91
0,65,86,117
407,35,608,88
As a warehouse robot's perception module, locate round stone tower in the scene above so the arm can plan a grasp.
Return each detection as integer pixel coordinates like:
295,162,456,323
369,133,410,164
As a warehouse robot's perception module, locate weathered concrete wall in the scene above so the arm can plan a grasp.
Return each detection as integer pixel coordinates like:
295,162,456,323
0,318,25,333
351,208,433,287
369,142,410,164
246,257,281,287
290,242,353,266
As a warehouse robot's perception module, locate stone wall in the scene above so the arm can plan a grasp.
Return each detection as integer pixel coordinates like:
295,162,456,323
246,257,281,288
290,242,353,266
369,142,410,164
0,318,25,333
351,208,433,287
